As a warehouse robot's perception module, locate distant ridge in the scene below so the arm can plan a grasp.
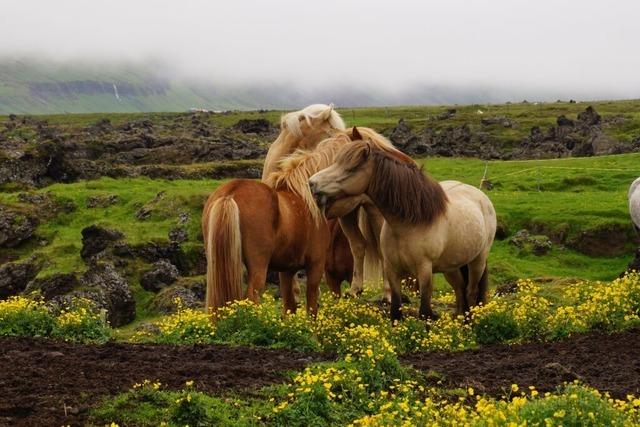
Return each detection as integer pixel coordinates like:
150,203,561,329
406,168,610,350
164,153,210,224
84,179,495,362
0,58,632,114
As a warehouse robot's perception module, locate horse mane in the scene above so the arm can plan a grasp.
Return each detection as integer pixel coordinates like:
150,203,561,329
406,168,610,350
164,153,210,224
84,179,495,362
364,144,448,224
281,104,346,138
266,134,350,224
354,127,415,164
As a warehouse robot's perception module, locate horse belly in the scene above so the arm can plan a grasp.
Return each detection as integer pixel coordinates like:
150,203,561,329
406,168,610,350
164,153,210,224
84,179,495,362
433,207,488,272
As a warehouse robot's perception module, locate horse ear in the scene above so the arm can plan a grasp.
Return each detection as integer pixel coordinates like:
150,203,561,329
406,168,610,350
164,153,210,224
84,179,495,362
350,126,362,141
363,139,373,157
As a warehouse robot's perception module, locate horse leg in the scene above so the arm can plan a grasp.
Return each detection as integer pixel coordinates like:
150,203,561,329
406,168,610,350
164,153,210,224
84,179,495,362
246,263,268,304
305,262,324,317
384,260,403,323
279,271,297,315
466,255,489,308
292,273,301,305
444,268,468,315
324,270,342,297
417,263,438,320
476,263,489,306
339,210,366,296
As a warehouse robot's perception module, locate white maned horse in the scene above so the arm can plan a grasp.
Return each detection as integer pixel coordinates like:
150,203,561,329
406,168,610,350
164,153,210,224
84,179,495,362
630,177,640,234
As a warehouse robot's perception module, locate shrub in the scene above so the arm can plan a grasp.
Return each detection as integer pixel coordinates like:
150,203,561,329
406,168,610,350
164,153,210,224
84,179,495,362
52,298,111,343
0,296,54,337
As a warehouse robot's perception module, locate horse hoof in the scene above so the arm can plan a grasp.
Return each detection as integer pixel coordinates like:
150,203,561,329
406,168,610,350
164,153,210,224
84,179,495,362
419,310,439,321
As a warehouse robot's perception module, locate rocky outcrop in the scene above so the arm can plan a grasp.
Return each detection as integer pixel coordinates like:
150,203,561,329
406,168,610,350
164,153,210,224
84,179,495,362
517,106,629,159
75,262,136,327
0,205,38,248
509,229,552,256
140,259,179,292
80,225,124,260
24,273,79,300
233,118,274,135
385,106,638,160
0,114,267,186
0,257,41,299
151,286,201,314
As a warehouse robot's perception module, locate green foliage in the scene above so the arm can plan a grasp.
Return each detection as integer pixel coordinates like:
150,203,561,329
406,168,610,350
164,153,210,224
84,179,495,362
91,380,263,427
0,296,111,343
0,297,54,337
472,308,520,345
518,384,632,426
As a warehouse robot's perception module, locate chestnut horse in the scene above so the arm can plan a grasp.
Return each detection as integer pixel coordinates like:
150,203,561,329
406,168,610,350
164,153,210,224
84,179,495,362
309,139,497,322
263,104,392,298
203,136,349,314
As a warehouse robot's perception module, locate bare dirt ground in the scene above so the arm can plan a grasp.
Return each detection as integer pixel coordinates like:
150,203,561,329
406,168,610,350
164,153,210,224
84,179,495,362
403,327,640,399
1,329,639,426
0,338,331,427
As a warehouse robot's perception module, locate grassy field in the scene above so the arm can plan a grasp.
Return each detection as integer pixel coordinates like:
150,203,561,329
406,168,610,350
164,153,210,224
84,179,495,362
2,151,638,323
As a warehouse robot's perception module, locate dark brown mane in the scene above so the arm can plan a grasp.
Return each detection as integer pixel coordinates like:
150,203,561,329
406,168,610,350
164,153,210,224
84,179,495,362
368,149,448,224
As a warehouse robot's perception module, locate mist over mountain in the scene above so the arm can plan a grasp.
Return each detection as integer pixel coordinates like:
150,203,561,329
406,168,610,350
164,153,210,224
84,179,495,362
1,57,636,115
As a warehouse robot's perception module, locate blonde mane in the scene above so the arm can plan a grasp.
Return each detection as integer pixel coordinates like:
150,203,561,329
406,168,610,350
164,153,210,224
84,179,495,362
354,127,416,164
281,103,346,138
266,134,350,224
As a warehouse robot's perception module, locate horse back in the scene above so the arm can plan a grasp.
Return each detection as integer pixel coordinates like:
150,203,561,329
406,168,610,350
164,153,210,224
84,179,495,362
207,179,280,247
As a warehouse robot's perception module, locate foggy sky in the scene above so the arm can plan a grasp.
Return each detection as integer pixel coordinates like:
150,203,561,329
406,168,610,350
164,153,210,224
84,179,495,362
1,0,639,100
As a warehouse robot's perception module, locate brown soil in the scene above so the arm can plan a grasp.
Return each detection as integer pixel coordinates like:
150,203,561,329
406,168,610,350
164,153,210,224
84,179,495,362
0,337,331,427
403,328,640,398
2,329,639,426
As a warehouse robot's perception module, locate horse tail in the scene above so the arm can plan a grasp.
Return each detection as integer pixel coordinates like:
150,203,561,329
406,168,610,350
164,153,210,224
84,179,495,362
359,208,382,282
205,196,243,312
476,263,489,305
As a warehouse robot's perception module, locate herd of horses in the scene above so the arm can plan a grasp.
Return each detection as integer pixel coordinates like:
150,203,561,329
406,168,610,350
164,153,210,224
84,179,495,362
203,103,639,323
202,103,496,322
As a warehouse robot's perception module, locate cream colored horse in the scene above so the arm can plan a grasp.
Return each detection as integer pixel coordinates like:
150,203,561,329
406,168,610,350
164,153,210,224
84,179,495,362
262,103,346,181
309,139,497,321
630,177,640,234
262,105,400,299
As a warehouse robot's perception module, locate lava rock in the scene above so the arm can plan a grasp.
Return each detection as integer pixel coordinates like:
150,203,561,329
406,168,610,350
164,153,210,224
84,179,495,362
24,273,79,300
0,205,38,248
78,262,136,327
509,229,552,255
168,227,188,243
151,286,201,314
0,257,41,298
140,259,180,292
80,225,124,260
233,118,273,134
577,106,601,126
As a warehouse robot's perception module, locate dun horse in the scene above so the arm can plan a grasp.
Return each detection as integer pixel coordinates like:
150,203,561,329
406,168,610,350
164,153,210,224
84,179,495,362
309,139,497,321
203,136,348,314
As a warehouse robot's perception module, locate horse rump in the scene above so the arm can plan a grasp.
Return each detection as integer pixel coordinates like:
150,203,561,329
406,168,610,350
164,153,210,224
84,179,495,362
204,196,243,311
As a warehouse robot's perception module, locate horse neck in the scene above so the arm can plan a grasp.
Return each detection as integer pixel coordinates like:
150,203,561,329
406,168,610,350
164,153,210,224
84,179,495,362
364,171,448,229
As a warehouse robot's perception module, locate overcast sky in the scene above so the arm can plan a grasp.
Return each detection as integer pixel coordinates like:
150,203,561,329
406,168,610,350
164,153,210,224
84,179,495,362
1,0,639,98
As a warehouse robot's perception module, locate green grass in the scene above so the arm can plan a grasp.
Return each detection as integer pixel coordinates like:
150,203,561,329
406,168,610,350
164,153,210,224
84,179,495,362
3,153,637,285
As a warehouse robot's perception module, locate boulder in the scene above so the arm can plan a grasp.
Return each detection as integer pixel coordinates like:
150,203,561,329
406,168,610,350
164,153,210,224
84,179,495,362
577,106,601,126
232,118,273,134
0,257,41,299
78,262,136,327
0,205,38,248
80,225,124,260
140,259,180,292
151,286,201,314
481,116,515,128
86,194,119,208
24,273,79,300
509,229,552,255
